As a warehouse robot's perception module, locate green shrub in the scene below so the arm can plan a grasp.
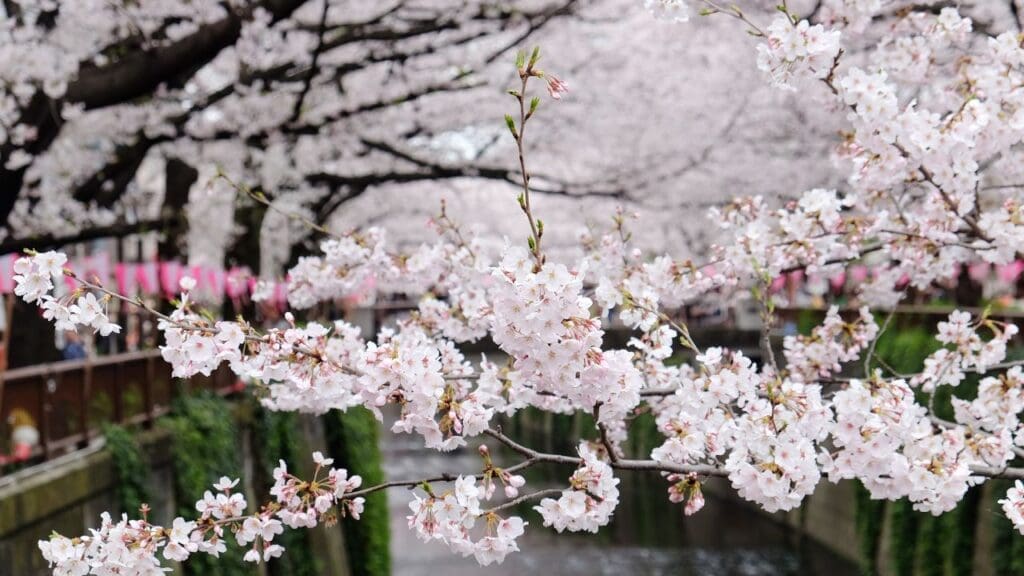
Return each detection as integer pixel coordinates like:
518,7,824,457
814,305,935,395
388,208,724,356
942,488,979,576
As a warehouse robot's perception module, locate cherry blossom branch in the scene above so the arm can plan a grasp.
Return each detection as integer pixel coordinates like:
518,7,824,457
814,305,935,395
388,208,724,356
623,295,700,352
62,267,367,379
482,488,565,514
506,48,551,270
594,403,621,464
697,0,766,36
894,142,993,243
699,2,994,249
288,0,331,123
862,289,905,376
435,198,477,260
483,427,728,478
216,171,340,239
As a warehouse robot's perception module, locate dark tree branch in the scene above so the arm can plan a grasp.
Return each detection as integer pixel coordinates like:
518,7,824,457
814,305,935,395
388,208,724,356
290,0,332,123
482,0,579,65
0,0,586,244
286,79,480,136
67,17,243,110
0,218,174,255
358,137,627,198
1011,0,1024,31
66,0,308,109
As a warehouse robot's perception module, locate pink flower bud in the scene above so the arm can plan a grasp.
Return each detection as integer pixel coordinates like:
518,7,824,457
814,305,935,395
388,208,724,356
546,75,569,100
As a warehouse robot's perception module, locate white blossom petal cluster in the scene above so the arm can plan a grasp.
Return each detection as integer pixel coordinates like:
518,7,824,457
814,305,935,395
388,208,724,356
643,0,690,22
756,16,842,90
725,376,829,512
783,306,878,382
17,251,121,336
911,311,1019,392
1000,481,1024,535
407,475,527,566
827,376,982,514
536,443,621,532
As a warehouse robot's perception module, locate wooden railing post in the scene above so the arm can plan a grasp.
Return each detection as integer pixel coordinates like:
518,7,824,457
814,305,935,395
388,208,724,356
81,361,92,446
143,354,155,428
113,360,125,424
39,372,51,461
78,368,88,448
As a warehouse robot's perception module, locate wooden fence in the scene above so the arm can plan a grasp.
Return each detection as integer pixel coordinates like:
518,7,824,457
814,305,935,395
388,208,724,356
0,350,235,468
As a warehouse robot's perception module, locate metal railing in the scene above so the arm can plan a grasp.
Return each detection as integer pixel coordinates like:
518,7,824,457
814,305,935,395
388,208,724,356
0,350,235,466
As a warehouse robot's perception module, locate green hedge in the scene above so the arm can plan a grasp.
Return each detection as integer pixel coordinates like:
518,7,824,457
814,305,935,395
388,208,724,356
324,407,391,576
253,406,320,576
103,423,151,516
160,392,248,575
854,481,885,576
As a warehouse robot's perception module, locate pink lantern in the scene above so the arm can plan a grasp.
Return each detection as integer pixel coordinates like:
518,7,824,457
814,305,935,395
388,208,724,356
137,262,159,296
115,263,138,295
159,261,183,298
997,261,1024,284
968,262,991,283
226,267,251,299
829,271,846,291
0,254,17,294
850,265,869,284
206,267,226,300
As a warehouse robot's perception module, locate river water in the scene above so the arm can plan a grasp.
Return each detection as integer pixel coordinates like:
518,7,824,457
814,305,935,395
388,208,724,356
381,428,860,576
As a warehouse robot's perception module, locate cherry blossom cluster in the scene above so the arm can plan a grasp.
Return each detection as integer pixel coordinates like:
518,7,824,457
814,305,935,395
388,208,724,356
407,475,527,566
911,311,1019,392
724,374,829,513
644,0,690,22
15,251,121,336
535,443,621,533
284,230,391,310
953,366,1024,442
160,280,245,378
650,349,759,470
756,15,842,90
489,245,644,436
270,452,365,530
39,453,362,574
667,473,706,516
782,306,878,382
1001,481,1024,536
826,375,984,514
